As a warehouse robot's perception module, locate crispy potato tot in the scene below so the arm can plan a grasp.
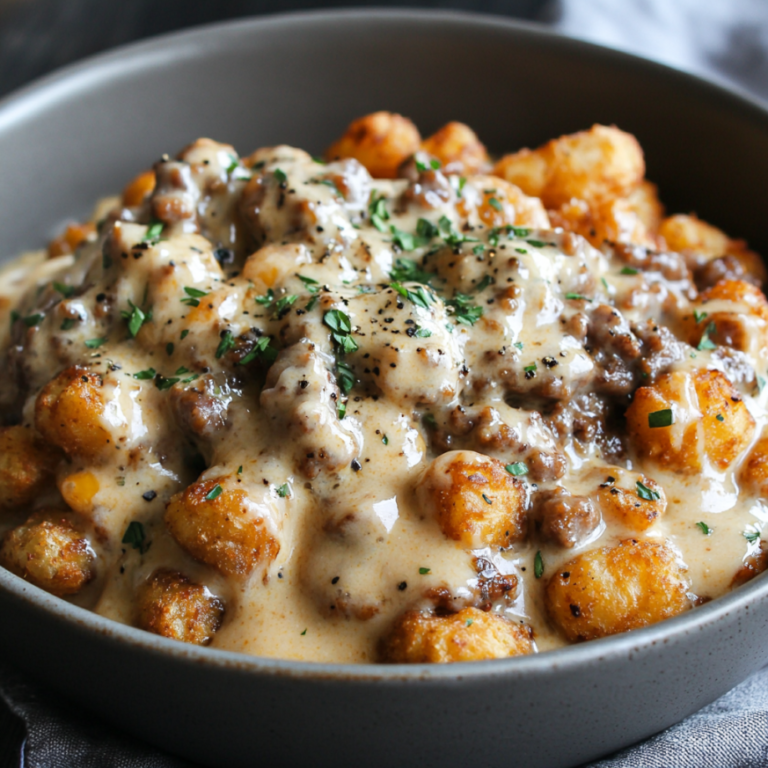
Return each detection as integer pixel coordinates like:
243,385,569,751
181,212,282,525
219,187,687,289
0,510,94,595
35,366,111,460
0,426,58,510
683,279,768,354
380,607,533,663
325,111,421,179
739,435,768,497
493,124,645,207
593,468,666,532
625,369,755,473
416,450,527,548
165,479,279,578
59,470,100,516
420,122,490,174
47,222,96,259
546,539,691,642
458,176,550,229
122,169,156,207
136,568,224,645
625,180,664,235
732,542,768,588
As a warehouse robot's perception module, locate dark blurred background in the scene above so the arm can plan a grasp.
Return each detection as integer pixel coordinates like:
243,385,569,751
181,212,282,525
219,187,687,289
0,0,552,98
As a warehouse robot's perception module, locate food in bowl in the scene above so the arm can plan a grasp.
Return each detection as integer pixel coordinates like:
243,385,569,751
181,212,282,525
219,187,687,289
0,112,766,664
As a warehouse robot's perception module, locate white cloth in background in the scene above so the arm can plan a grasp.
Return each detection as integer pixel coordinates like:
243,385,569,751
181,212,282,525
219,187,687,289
546,0,768,101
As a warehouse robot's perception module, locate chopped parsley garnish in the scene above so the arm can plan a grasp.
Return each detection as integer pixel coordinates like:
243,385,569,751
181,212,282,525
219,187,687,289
601,277,609,290
414,326,432,338
698,321,717,351
273,294,298,318
648,409,673,428
696,521,713,535
620,267,639,276
60,318,77,331
301,628,308,636
465,618,474,627
475,275,493,293
180,329,189,340
237,466,243,474
215,330,235,359
758,375,767,394
382,434,389,445
390,281,433,310
298,275,320,293
181,286,208,307
324,309,359,354
85,337,107,348
514,341,524,350
225,155,239,174
276,483,291,498
565,293,592,302
488,196,503,212
515,247,527,254
369,193,390,232
143,221,164,243
416,218,439,240
238,336,277,366
473,244,485,256
505,462,528,476
205,484,223,501
305,295,319,311
415,158,441,172
336,360,356,395
419,567,431,575
526,239,547,248
693,310,708,323
273,168,288,184
744,529,761,544
166,342,174,357
716,413,725,422
122,301,148,338
23,313,43,327
482,493,493,505
337,401,347,419
450,175,467,197
255,288,275,307
437,215,472,247
390,225,430,252
534,550,544,579
390,257,435,286
133,368,156,380
122,521,148,554
524,363,537,373
154,375,180,391
53,281,74,298
446,292,483,326
636,481,660,501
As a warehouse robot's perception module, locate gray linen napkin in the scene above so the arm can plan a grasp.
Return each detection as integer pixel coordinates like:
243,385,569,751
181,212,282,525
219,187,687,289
4,1,768,766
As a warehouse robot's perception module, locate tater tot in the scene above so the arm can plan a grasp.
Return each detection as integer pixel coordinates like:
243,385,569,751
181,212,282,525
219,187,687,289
416,450,527,548
739,435,768,497
35,366,111,460
47,222,96,259
420,121,490,175
165,479,280,578
380,607,533,663
136,568,224,645
325,111,421,179
458,176,550,229
625,369,755,474
593,468,666,532
122,169,156,207
0,511,95,596
546,539,691,642
493,124,645,207
0,426,58,510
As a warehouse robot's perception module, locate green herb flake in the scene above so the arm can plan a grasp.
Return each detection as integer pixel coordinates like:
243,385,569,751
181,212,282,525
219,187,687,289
301,628,308,636
205,484,223,501
180,329,189,340
336,360,356,395
122,521,148,554
276,483,291,498
337,400,347,419
526,239,547,248
273,294,298,318
636,481,660,501
505,462,528,476
446,292,483,326
23,313,44,328
416,218,439,240
369,193,390,232
254,288,275,306
85,337,107,349
154,375,180,391
524,363,537,373
121,301,147,338
414,326,432,338
744,529,761,544
273,168,288,184
237,466,243,474
565,293,592,302
390,258,435,286
648,409,674,428
215,330,235,359
693,309,708,323
534,550,544,579
60,318,76,331
143,221,164,243
481,493,493,505
465,618,474,627
620,267,639,276
716,413,725,422
515,247,528,254
422,413,437,430
53,281,74,298
514,341,523,350
133,368,157,380
238,336,277,366
419,567,431,575
181,286,208,307
390,281,432,310
298,275,320,293
696,521,713,535
488,196,503,212
698,321,717,351
382,434,389,445
166,342,174,357
390,225,429,252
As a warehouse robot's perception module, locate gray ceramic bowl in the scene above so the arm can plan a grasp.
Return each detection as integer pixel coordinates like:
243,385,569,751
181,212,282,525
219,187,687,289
2,10,768,768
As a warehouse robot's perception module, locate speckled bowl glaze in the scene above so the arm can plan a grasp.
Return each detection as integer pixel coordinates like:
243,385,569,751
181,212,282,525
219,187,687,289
2,11,768,768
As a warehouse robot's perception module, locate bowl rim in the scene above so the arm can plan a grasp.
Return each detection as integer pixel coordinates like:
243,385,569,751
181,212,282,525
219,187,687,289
2,6,768,684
